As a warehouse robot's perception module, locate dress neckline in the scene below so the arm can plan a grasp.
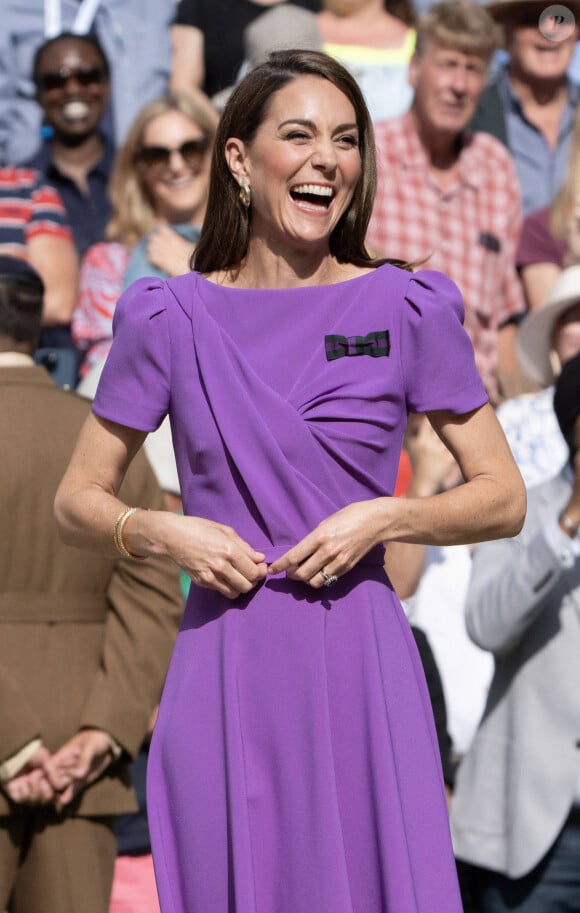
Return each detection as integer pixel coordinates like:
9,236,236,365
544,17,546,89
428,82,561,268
195,263,392,295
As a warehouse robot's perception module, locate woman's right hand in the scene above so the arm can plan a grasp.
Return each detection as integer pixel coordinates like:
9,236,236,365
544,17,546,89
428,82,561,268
146,226,195,277
160,514,268,598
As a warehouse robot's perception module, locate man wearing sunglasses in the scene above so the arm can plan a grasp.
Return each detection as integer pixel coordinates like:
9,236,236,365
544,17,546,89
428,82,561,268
26,33,114,259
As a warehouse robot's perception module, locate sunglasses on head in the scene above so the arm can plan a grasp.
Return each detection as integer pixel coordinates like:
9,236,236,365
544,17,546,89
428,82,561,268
136,138,210,171
36,66,109,93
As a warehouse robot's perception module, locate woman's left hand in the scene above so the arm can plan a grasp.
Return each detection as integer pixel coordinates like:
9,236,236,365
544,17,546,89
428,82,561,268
146,226,196,277
267,500,384,588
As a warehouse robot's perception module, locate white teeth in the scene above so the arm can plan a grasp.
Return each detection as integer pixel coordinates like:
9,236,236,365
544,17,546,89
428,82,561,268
292,184,333,197
62,101,90,120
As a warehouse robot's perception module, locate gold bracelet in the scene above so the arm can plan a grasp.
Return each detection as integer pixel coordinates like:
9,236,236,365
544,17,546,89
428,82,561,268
113,507,146,560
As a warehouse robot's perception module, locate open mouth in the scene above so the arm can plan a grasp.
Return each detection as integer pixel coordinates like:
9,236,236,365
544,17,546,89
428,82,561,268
290,184,335,209
62,100,91,121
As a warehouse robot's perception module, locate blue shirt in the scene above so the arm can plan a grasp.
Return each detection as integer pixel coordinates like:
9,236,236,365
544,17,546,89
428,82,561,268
496,65,579,216
122,224,202,290
0,0,177,166
27,136,115,256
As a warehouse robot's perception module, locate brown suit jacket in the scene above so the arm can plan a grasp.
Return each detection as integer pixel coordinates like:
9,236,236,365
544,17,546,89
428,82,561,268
0,365,184,817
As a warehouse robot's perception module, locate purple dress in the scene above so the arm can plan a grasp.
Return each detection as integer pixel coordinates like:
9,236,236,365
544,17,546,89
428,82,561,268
93,263,487,913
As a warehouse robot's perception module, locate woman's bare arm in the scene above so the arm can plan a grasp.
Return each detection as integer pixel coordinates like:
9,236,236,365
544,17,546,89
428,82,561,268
520,262,561,311
385,414,461,599
392,403,526,545
170,24,205,94
28,233,79,327
54,413,268,597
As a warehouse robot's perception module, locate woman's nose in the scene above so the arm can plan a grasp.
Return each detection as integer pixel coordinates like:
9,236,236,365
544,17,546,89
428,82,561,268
168,149,188,171
311,138,338,170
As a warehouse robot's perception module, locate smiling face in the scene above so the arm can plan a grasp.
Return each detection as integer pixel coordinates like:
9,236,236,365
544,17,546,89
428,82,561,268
505,11,578,83
225,75,362,254
35,37,110,142
409,41,488,138
138,110,211,224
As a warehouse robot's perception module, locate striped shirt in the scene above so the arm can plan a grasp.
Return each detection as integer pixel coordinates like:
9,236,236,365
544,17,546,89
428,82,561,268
0,166,72,256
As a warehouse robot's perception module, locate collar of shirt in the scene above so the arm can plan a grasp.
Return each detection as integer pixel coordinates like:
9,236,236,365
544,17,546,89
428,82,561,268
0,352,35,367
28,133,115,183
497,64,580,130
396,111,485,193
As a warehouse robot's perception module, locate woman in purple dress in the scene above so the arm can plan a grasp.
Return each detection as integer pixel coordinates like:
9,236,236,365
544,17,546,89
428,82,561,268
55,50,525,913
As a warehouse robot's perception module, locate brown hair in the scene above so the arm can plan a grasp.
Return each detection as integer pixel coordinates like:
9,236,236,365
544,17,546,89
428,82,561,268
106,93,215,247
415,0,499,59
550,104,580,241
193,49,398,275
0,277,44,345
386,0,416,26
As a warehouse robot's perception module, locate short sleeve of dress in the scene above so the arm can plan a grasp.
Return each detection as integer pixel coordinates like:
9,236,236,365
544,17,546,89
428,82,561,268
92,278,171,432
400,269,488,414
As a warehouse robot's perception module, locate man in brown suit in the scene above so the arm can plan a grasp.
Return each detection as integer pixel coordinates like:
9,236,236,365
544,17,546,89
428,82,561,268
0,256,184,913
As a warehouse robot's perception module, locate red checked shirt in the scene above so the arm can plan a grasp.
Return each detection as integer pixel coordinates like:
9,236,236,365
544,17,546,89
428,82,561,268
367,113,526,404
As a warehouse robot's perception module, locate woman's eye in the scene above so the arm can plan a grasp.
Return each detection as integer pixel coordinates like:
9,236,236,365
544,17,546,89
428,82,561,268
337,135,359,148
285,130,309,141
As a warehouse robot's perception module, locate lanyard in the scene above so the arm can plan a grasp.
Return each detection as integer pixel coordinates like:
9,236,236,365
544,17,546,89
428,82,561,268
44,0,103,38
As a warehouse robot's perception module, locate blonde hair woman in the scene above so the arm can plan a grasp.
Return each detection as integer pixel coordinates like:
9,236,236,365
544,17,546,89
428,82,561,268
72,91,215,378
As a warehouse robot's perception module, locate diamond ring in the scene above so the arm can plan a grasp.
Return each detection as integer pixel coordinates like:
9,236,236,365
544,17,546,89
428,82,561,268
320,570,339,587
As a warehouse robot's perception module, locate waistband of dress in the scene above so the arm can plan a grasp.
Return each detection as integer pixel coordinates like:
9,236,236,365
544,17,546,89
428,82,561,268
260,544,386,567
0,593,108,623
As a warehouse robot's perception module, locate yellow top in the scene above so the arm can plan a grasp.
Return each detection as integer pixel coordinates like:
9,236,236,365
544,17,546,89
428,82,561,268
323,29,416,67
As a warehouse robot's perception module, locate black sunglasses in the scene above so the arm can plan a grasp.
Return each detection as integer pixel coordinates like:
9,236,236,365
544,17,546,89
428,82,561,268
136,138,210,171
36,66,109,93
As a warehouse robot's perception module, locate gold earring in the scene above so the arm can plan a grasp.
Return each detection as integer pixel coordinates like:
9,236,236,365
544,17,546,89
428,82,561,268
239,182,251,208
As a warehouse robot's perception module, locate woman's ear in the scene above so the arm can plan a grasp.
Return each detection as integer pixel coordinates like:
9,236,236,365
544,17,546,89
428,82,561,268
225,137,250,186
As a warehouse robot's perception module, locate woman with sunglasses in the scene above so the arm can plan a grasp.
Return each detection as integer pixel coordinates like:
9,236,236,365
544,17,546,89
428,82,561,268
29,32,113,258
72,92,215,381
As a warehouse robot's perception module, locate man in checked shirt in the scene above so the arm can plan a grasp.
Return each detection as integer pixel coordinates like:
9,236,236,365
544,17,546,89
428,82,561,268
367,0,526,405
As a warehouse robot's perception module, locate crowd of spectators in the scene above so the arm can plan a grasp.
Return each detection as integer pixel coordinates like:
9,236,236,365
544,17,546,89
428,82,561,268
1,0,580,911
